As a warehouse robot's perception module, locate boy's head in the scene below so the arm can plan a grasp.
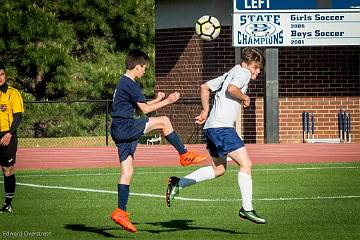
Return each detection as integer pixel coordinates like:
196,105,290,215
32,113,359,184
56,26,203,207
125,49,150,70
241,47,265,80
125,49,150,79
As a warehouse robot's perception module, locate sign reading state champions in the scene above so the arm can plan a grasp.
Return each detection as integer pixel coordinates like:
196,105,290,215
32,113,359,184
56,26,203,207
233,0,360,46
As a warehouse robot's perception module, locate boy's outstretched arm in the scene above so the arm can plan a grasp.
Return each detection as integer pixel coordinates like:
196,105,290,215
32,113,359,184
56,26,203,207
195,83,210,125
146,92,166,105
137,92,180,114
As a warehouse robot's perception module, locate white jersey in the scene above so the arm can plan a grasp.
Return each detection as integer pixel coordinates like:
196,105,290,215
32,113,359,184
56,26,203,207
204,65,251,129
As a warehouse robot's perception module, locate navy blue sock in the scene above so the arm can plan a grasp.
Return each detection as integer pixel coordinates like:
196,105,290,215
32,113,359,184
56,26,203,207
118,184,129,211
165,131,187,155
4,174,15,205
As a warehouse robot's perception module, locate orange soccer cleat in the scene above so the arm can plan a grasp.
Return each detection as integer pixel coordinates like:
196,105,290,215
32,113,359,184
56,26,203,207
179,151,207,166
111,208,137,233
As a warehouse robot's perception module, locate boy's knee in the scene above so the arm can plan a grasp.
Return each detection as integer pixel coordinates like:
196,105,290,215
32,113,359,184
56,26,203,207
216,170,226,177
120,168,134,178
239,161,252,174
159,116,172,129
127,169,134,177
214,166,226,177
245,161,252,169
120,171,133,184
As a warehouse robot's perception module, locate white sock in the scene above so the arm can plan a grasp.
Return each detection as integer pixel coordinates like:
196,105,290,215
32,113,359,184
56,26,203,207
178,166,215,189
238,172,253,211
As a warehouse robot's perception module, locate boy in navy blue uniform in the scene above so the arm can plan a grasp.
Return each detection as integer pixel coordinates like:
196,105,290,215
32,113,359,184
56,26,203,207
110,49,207,232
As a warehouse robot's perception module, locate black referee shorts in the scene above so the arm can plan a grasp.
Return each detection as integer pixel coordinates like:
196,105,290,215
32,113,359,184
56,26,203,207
0,134,18,167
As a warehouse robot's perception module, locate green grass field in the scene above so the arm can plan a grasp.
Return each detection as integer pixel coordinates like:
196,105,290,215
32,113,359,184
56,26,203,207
1,162,359,239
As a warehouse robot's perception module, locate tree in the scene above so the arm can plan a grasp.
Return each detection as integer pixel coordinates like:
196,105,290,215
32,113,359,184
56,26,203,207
0,0,155,101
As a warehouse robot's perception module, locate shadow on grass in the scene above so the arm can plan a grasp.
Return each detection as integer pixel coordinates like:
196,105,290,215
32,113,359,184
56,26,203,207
143,219,251,234
64,224,131,238
64,220,252,236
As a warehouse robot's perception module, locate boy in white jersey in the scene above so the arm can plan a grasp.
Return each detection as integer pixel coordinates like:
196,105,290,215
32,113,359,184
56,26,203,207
165,47,267,224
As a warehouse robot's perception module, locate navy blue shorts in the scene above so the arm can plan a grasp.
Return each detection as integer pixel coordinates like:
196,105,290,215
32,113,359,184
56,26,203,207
204,128,245,158
111,117,148,161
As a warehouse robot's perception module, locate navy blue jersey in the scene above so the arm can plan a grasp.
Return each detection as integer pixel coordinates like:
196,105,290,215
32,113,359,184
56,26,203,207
111,75,147,118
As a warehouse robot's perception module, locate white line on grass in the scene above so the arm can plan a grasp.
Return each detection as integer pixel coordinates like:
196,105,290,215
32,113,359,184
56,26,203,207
17,173,119,178
255,166,360,171
5,181,360,202
16,165,360,178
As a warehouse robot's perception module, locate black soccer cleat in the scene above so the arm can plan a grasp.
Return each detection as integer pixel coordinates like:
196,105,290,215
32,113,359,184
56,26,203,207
239,207,267,224
166,176,180,207
1,203,13,213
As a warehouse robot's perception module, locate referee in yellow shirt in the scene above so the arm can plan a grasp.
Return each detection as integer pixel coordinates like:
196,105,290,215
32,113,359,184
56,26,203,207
0,62,24,213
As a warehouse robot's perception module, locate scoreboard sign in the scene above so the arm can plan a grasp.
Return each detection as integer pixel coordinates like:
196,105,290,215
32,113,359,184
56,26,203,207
234,0,360,11
233,0,360,46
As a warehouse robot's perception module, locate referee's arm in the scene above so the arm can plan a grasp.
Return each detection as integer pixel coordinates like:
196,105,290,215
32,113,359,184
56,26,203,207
9,112,23,134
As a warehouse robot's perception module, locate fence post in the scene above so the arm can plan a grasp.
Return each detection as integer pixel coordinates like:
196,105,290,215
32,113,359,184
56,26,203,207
106,100,109,146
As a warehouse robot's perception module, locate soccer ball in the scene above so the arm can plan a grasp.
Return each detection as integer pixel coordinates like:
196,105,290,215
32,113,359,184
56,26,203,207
195,15,221,41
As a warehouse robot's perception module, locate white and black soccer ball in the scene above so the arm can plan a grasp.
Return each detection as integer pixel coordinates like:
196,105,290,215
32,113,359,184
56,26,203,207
195,15,221,41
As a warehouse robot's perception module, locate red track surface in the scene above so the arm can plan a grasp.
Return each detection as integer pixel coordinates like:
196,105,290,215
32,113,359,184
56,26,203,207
16,144,360,169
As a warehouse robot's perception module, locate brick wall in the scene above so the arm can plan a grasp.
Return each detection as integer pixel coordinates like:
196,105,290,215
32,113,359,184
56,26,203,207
278,47,359,143
279,97,359,143
155,27,235,143
155,27,360,144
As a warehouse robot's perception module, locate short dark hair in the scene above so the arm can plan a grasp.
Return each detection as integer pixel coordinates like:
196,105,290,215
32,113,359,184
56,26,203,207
241,47,265,68
125,49,150,70
0,62,5,71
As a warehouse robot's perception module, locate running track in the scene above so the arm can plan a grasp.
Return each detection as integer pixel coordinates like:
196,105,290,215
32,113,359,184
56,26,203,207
16,144,360,169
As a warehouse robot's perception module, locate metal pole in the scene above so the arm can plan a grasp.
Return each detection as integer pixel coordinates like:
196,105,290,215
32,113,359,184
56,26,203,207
106,100,109,146
264,48,279,143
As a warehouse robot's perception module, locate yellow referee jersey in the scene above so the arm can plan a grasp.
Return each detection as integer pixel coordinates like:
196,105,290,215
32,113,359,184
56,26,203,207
0,86,24,132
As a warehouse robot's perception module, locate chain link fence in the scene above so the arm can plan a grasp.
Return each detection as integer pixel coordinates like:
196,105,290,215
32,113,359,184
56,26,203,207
18,100,113,147
18,99,205,147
